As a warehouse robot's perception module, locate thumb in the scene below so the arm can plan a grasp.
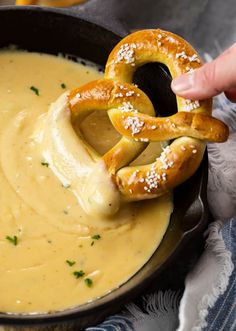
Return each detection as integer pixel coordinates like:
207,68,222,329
171,43,236,101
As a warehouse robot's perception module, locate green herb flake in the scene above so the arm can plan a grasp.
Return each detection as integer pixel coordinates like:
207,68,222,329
66,260,76,267
30,86,39,96
91,234,101,240
73,270,85,278
61,83,66,89
91,241,94,246
6,235,18,246
63,210,69,215
84,278,93,287
41,161,49,167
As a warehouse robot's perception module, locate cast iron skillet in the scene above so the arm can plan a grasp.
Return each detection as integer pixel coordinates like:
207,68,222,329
0,3,209,330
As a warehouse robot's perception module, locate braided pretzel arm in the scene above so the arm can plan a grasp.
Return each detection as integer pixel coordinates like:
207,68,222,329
108,110,229,143
105,29,228,201
68,79,155,174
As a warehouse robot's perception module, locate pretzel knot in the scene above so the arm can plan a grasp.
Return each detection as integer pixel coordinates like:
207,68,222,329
48,29,228,215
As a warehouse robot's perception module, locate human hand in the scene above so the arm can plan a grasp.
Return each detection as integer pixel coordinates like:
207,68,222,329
171,43,236,102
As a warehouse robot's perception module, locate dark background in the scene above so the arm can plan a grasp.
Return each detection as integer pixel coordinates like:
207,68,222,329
80,0,236,58
1,0,235,57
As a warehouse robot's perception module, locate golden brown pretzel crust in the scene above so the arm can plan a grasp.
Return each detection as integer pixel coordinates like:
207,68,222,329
68,79,155,174
116,138,205,200
103,29,228,200
105,29,212,115
15,0,36,4
108,110,229,143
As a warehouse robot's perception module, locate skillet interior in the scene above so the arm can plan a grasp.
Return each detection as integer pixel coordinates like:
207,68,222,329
0,7,209,330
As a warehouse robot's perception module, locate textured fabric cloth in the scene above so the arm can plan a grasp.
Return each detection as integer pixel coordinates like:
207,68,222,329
87,83,236,330
204,219,236,331
177,221,234,331
177,80,236,331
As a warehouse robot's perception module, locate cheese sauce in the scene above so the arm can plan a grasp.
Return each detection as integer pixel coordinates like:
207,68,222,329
0,51,173,314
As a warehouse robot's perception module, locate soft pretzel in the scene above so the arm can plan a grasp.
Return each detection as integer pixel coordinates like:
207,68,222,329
46,28,228,213
16,0,85,6
103,29,228,200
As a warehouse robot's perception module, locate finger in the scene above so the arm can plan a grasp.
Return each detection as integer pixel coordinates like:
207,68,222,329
171,43,236,100
225,87,236,103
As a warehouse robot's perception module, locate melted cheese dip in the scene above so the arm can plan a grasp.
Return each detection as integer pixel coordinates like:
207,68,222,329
0,51,173,314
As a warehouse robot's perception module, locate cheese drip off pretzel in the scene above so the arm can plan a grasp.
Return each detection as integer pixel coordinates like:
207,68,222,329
43,80,155,216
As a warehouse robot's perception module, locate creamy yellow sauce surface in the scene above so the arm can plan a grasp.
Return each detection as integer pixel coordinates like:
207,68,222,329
0,51,173,314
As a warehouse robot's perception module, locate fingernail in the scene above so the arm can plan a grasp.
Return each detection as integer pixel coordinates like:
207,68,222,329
171,72,195,93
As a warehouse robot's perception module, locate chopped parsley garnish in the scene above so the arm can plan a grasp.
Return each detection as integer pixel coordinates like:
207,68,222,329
63,210,69,215
73,270,85,278
61,83,66,89
84,278,93,287
41,161,49,167
6,235,18,246
30,86,39,96
90,234,101,246
66,260,76,267
91,234,101,240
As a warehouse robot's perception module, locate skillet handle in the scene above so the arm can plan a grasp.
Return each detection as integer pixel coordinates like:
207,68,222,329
69,0,129,37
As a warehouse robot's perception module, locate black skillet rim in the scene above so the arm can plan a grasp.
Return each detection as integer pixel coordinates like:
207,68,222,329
0,5,209,326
